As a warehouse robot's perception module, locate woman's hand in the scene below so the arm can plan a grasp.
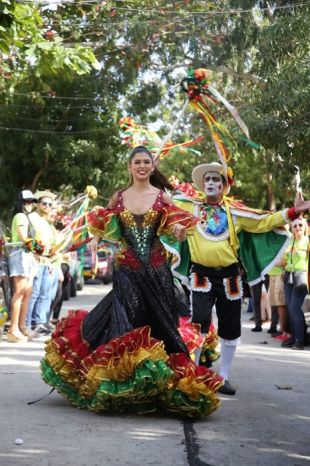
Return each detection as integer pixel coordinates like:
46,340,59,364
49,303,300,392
172,223,187,242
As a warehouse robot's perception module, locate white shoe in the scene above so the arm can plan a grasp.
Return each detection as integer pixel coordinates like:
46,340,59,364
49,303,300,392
7,332,28,343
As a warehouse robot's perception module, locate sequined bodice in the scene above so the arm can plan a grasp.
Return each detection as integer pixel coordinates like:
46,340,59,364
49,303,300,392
119,209,161,257
115,191,166,267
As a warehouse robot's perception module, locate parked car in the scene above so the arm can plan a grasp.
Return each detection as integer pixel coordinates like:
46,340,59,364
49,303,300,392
82,242,116,284
82,248,97,281
96,249,113,284
61,251,84,300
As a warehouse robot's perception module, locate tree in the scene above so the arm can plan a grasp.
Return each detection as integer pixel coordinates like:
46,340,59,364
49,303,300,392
0,1,309,219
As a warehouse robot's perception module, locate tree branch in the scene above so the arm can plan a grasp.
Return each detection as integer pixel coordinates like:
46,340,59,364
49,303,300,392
31,148,50,192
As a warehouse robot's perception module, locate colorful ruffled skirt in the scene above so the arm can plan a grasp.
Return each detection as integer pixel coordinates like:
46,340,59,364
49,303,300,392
41,311,223,419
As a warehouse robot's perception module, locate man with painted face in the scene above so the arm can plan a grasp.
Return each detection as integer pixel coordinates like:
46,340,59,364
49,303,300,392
172,162,310,395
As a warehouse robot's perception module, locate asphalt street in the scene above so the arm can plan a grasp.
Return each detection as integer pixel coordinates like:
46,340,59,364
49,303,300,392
0,283,309,466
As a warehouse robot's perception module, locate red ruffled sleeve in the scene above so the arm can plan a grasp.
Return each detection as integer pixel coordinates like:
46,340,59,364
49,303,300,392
157,203,198,236
87,207,122,241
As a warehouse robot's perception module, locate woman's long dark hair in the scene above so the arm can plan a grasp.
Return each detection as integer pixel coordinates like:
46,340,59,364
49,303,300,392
128,146,173,191
14,191,26,215
14,191,34,215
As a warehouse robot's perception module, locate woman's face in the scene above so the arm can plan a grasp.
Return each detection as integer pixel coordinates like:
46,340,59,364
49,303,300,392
129,152,154,182
292,220,307,238
23,200,34,213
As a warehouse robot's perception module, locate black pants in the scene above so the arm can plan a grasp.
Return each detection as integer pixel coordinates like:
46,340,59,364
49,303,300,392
271,305,279,329
250,276,269,327
49,281,63,321
190,263,242,340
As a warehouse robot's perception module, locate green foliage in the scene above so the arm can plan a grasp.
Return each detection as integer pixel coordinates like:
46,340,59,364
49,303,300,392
0,0,309,221
0,0,99,93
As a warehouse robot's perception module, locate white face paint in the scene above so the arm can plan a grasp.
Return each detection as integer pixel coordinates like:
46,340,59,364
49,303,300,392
204,171,224,201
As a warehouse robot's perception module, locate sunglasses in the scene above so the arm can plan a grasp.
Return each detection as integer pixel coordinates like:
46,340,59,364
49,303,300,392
293,224,303,228
40,201,53,207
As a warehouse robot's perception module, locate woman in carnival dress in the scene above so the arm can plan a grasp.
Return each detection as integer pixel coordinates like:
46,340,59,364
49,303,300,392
41,146,223,418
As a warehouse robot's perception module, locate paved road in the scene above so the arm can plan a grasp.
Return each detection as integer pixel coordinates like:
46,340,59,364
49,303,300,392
1,283,309,466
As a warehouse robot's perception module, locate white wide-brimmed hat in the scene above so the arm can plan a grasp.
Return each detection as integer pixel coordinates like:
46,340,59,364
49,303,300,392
34,190,57,201
192,162,229,194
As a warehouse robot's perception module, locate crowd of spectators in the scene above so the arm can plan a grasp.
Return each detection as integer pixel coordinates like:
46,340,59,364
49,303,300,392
248,216,309,350
5,189,64,343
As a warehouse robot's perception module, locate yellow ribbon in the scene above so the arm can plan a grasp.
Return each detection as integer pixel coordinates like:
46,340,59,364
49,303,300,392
223,196,238,258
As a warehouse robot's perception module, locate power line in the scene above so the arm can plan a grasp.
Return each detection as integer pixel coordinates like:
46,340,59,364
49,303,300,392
0,114,98,122
0,89,172,107
0,98,171,110
18,0,310,15
0,103,103,109
5,92,105,101
0,126,104,134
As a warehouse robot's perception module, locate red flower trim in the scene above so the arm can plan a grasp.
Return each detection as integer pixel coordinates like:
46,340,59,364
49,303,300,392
287,207,299,221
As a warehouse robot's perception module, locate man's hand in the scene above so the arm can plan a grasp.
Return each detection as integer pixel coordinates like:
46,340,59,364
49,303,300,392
172,223,187,242
294,194,310,214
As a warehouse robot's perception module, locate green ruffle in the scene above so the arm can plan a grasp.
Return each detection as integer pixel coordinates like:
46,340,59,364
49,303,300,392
89,360,173,413
41,358,174,414
104,215,122,242
160,233,191,282
41,359,90,409
41,358,218,418
159,389,215,419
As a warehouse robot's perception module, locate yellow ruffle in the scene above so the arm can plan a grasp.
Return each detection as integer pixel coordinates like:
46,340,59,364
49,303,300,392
80,344,168,397
45,343,82,387
44,337,169,399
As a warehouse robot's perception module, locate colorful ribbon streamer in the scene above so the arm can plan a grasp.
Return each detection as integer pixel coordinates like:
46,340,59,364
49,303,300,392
180,68,257,166
119,116,203,159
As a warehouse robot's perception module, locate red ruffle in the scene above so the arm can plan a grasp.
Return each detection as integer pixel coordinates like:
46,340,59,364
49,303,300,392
80,326,164,375
50,316,222,393
158,203,199,236
202,323,217,346
168,353,223,391
52,310,90,369
87,207,114,233
178,316,204,353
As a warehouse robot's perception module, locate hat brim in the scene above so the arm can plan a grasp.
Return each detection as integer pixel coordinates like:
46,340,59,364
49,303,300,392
34,191,57,201
192,163,229,194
